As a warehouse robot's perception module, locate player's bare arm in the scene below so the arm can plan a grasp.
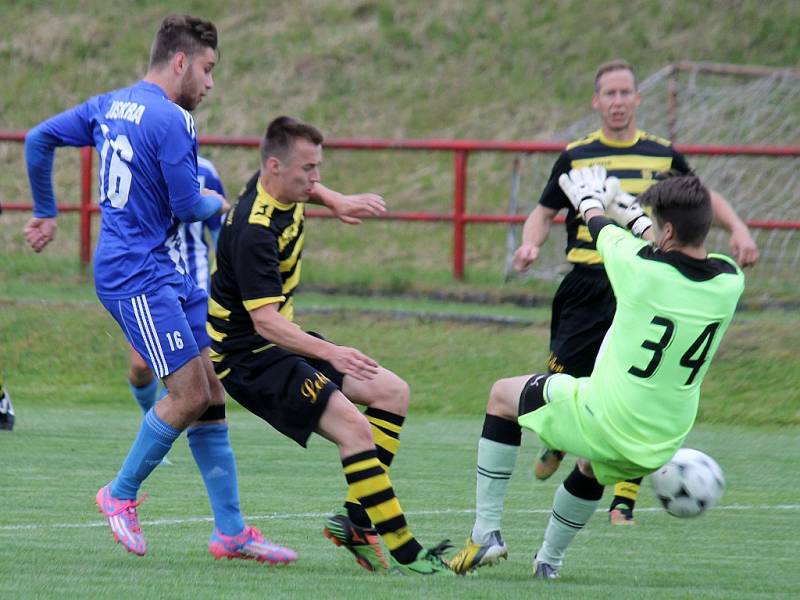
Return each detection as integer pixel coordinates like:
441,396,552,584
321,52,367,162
708,190,759,267
309,183,386,225
248,303,379,381
513,204,558,272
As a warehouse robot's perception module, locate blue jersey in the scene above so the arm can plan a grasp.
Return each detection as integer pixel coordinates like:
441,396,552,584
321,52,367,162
178,155,225,291
29,80,213,299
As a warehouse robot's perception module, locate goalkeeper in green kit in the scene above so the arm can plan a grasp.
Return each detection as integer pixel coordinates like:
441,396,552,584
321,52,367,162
450,167,744,578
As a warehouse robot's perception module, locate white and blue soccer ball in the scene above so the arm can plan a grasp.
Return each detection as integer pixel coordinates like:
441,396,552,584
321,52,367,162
650,448,725,518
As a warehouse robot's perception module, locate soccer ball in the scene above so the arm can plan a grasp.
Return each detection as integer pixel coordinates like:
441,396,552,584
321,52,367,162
650,448,725,518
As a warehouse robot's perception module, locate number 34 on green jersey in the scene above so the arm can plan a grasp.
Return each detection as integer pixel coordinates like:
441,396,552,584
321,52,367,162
628,316,721,386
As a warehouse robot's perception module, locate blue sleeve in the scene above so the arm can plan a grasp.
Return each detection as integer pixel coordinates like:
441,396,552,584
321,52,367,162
25,126,62,217
198,158,225,232
204,212,223,233
157,109,216,222
166,173,223,222
25,102,96,218
36,102,96,147
203,171,225,197
209,226,220,247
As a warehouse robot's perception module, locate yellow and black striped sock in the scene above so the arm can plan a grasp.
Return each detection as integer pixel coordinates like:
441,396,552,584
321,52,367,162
610,478,643,510
345,408,405,527
365,407,404,470
342,449,422,564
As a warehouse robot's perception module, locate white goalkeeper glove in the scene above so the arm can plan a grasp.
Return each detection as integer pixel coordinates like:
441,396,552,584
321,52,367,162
606,191,653,237
557,166,620,221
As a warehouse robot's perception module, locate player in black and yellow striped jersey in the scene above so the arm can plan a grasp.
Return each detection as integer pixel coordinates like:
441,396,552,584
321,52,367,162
208,116,452,574
512,60,758,525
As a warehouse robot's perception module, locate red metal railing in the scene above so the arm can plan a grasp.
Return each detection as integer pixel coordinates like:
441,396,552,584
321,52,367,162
3,129,800,279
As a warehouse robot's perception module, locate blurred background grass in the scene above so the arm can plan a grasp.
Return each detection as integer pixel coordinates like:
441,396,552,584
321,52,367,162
2,0,798,295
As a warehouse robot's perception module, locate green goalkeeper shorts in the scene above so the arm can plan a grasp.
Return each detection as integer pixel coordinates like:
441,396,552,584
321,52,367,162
517,374,654,485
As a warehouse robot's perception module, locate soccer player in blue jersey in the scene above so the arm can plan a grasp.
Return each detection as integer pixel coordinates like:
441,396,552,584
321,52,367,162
128,155,226,415
23,14,297,564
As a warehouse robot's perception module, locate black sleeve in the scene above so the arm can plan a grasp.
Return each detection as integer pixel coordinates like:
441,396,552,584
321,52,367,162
587,215,618,240
671,148,691,174
233,223,285,305
538,151,572,210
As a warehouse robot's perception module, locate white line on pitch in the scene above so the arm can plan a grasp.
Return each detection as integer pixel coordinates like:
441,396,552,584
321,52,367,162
0,503,798,532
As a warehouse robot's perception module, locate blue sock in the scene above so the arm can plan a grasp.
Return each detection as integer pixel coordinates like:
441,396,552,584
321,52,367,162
187,423,246,536
111,408,181,499
129,378,159,414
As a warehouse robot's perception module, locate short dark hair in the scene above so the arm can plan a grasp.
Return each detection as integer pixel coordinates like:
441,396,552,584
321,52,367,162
260,116,324,165
594,59,637,91
638,173,713,246
149,14,218,68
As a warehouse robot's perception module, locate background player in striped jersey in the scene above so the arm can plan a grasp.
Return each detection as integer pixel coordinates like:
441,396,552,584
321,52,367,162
513,60,758,524
128,154,226,416
208,116,453,575
23,14,296,564
451,168,744,577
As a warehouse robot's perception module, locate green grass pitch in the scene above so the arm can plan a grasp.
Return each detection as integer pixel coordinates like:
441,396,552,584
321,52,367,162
1,405,797,599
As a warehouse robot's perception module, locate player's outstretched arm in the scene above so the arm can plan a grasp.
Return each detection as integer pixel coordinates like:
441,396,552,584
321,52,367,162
709,190,759,267
309,183,386,225
249,303,379,381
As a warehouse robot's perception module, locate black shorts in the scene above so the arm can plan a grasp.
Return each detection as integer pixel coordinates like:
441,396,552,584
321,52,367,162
518,373,551,416
220,332,344,447
548,266,616,377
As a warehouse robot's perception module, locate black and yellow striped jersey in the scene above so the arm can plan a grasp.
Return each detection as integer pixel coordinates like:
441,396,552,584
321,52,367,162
207,171,305,376
539,129,690,266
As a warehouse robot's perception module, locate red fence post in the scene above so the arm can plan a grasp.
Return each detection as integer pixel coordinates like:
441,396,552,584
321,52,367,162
453,150,468,280
80,146,93,267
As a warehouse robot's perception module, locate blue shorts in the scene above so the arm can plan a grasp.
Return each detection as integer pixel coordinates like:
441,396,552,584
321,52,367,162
99,281,211,379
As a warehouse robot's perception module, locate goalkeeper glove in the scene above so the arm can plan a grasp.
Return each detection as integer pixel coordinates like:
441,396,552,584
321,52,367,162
557,166,620,221
606,191,653,237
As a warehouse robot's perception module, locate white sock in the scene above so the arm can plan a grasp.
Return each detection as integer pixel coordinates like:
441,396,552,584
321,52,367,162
471,437,519,544
537,483,599,568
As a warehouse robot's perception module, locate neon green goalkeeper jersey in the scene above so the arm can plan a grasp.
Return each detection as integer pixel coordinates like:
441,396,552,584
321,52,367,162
583,220,744,469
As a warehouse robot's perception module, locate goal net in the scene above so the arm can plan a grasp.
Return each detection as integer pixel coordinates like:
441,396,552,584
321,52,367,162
505,61,800,303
